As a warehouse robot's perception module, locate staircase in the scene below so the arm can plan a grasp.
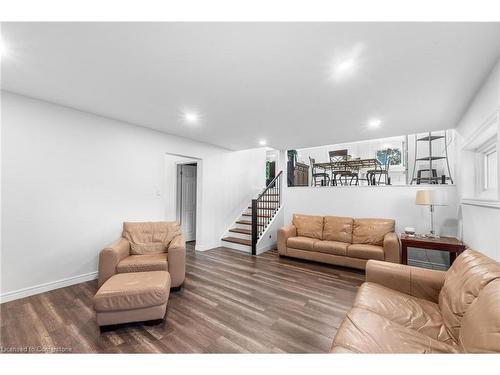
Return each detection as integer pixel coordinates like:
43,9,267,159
221,171,282,254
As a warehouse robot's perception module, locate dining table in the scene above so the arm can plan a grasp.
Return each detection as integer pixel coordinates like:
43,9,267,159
314,158,382,171
313,158,382,185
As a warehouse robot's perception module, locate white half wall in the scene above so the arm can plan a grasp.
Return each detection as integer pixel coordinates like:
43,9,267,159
455,57,500,261
282,184,459,267
1,91,266,301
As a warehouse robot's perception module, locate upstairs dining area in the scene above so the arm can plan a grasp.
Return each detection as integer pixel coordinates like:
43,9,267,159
287,129,456,187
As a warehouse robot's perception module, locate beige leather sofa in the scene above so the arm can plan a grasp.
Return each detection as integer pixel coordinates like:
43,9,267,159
98,221,186,289
278,214,399,269
332,249,500,353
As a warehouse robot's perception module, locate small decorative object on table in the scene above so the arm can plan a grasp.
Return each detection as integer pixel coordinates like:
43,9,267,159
404,227,415,236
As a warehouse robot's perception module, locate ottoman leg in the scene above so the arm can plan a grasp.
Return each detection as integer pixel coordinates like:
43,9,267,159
99,324,120,333
144,318,164,326
170,284,183,292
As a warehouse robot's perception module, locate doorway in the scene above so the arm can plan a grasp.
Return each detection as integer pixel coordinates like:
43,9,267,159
266,149,279,185
176,163,197,242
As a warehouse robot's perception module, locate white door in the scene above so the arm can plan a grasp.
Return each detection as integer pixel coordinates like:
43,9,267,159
179,164,197,241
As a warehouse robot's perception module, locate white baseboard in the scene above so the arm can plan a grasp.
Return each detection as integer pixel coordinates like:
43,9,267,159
195,242,221,251
408,258,448,271
0,271,98,304
256,243,276,255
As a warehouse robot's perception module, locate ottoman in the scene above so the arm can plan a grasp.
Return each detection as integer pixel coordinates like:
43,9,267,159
94,271,171,329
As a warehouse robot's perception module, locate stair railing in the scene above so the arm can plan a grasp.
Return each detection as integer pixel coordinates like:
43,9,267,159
251,170,282,255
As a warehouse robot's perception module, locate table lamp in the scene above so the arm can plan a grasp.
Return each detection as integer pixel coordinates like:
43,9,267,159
415,190,448,238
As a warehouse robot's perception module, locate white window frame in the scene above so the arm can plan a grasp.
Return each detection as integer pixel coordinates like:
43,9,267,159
461,108,500,208
475,137,497,200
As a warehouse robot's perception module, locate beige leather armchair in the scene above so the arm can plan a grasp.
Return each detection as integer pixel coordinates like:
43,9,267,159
98,221,186,289
332,250,500,353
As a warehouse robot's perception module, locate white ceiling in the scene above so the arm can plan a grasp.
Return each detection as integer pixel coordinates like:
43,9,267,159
2,22,499,150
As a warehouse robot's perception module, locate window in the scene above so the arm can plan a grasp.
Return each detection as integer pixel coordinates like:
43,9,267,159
485,148,497,190
475,136,497,199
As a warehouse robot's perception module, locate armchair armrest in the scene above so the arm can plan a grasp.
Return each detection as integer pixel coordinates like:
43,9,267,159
167,234,186,288
278,224,297,256
98,237,130,287
383,232,400,263
366,260,446,303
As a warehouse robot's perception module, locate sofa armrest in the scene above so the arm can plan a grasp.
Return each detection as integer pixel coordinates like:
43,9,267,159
366,260,446,303
278,224,297,256
168,234,186,288
383,232,400,263
98,238,130,288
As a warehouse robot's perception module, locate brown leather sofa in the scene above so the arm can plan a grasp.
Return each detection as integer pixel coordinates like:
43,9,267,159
278,214,399,269
98,221,186,289
331,249,500,353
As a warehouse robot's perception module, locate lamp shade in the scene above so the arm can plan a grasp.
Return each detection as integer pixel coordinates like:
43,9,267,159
415,190,448,206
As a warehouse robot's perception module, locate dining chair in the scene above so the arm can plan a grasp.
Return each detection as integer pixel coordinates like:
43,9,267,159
309,157,330,186
328,150,359,186
367,152,392,185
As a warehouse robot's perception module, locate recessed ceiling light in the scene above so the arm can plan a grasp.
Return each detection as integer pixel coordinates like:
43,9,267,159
329,43,364,81
183,111,199,125
333,58,356,76
368,119,382,128
259,139,267,146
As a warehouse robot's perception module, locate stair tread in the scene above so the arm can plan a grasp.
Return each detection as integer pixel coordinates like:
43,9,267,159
236,220,263,226
248,206,277,210
242,213,272,218
221,237,252,246
229,228,252,235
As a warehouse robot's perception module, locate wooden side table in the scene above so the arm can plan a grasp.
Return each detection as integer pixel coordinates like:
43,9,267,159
400,234,466,266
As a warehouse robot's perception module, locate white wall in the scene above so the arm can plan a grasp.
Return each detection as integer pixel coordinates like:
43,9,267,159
282,184,458,267
455,57,500,261
1,91,266,301
196,148,266,250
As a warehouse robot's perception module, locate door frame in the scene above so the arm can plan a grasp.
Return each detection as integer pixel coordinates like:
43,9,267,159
176,161,198,242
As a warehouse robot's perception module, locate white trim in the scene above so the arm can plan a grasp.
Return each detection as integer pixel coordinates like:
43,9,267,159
462,108,499,150
0,271,98,304
256,243,276,255
195,242,221,251
461,198,500,209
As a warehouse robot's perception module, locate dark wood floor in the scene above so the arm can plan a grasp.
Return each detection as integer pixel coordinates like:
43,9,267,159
0,244,365,353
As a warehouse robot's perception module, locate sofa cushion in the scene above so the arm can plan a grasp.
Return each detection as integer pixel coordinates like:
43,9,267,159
287,236,319,251
438,249,500,343
354,282,454,344
459,279,500,353
352,218,394,246
116,254,168,273
331,307,459,353
122,221,181,255
347,244,384,261
94,271,170,312
292,214,323,239
313,240,348,256
323,216,353,243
